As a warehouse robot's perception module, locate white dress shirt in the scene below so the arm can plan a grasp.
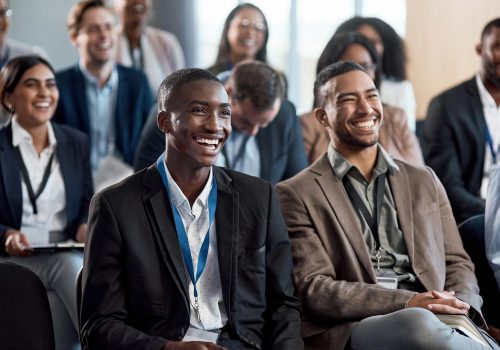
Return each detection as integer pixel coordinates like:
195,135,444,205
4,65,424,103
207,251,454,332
476,74,500,198
163,163,228,330
11,117,67,244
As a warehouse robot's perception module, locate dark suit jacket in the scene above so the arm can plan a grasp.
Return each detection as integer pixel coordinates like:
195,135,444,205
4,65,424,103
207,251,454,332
423,77,487,224
133,100,308,184
53,64,154,165
0,123,93,253
276,154,482,349
81,165,303,350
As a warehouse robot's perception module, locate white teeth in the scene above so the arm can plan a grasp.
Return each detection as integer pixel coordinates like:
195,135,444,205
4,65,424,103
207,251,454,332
132,4,146,13
34,102,50,108
97,42,111,49
353,120,375,129
241,39,255,46
195,138,219,145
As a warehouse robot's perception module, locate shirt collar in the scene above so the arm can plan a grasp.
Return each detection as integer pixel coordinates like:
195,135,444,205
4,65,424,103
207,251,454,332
475,74,497,108
79,61,118,90
11,116,57,150
163,161,214,210
327,143,399,181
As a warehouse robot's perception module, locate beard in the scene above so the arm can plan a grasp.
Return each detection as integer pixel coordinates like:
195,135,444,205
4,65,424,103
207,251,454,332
334,126,379,149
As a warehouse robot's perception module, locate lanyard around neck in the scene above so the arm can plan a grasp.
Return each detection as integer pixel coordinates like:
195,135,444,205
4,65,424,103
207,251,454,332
13,147,54,215
342,172,386,250
486,126,498,164
156,154,217,302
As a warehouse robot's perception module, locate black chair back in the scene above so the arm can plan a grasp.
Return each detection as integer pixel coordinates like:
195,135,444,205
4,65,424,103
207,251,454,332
0,262,55,349
458,214,500,327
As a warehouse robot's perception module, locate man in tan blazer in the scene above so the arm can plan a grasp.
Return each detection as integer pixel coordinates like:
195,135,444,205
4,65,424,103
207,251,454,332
276,62,498,350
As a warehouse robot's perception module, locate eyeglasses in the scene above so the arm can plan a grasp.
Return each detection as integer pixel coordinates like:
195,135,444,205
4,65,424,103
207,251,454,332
357,62,377,72
0,8,12,17
237,18,266,33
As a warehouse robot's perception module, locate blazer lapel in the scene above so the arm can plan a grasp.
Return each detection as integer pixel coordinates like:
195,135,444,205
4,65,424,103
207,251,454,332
465,78,487,157
0,126,22,226
313,156,376,280
213,167,237,318
72,67,90,134
53,124,75,218
143,167,189,296
387,165,416,267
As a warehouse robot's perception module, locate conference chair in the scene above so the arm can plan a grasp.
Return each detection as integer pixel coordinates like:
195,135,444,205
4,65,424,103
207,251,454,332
0,261,55,350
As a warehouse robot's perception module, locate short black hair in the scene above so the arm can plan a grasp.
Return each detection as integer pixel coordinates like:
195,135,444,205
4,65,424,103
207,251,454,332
157,68,222,112
230,61,284,111
0,55,56,114
211,3,269,68
481,18,500,40
335,16,407,81
313,61,366,108
317,32,380,87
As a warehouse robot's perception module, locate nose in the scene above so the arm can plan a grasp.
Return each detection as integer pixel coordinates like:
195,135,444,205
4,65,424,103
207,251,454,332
206,112,222,131
356,97,373,115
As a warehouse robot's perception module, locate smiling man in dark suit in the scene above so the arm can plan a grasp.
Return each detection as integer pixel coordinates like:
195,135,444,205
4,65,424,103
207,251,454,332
80,68,303,350
133,61,307,184
53,0,154,189
424,18,500,224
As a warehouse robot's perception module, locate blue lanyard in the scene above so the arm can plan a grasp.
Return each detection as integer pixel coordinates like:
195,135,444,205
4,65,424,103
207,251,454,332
156,154,217,305
486,126,497,164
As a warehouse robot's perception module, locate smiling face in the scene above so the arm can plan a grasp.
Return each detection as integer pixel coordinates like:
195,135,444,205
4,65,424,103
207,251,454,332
315,70,383,153
72,6,116,67
227,7,266,62
477,26,500,88
4,63,59,129
114,0,150,28
159,79,232,170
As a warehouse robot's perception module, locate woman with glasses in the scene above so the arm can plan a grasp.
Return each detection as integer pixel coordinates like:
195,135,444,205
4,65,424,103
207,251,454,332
301,32,423,166
208,3,268,75
0,55,93,350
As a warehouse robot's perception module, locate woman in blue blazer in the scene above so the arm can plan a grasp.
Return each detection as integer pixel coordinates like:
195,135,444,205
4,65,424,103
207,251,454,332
0,55,93,350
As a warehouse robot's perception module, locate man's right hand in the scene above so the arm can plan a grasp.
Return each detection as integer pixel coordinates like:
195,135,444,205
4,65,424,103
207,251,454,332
407,290,470,315
163,341,228,350
4,229,31,257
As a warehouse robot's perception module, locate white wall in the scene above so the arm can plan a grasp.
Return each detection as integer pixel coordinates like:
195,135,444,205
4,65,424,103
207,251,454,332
9,0,80,70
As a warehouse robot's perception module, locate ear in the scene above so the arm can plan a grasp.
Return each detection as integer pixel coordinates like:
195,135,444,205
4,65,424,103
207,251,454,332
2,94,13,113
69,32,79,47
476,43,483,56
225,85,233,99
314,107,330,128
157,110,171,134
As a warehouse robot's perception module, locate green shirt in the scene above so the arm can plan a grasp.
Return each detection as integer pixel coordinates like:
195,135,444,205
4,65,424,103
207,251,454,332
327,144,416,287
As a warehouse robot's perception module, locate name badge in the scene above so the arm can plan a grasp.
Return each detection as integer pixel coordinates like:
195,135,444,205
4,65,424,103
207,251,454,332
182,327,220,343
376,277,398,289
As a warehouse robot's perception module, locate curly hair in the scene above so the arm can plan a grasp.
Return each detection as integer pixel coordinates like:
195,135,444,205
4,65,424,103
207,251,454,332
335,16,407,81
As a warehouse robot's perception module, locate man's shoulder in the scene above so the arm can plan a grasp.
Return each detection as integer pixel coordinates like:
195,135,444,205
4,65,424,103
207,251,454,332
431,77,476,103
117,64,149,83
216,166,272,194
55,65,80,82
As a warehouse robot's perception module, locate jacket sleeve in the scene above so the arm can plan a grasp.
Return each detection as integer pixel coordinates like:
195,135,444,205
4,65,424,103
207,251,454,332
423,96,485,223
80,192,169,350
262,186,303,349
275,181,416,322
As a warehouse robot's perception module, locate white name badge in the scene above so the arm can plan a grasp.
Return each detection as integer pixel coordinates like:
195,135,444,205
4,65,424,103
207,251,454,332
376,277,398,289
182,327,220,343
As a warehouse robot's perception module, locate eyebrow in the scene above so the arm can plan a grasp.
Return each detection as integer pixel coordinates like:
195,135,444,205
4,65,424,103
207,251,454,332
336,88,378,100
23,77,56,83
187,100,231,108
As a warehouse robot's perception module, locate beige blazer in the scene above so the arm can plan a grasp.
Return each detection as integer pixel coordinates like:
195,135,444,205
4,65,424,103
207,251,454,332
301,104,424,166
275,154,481,349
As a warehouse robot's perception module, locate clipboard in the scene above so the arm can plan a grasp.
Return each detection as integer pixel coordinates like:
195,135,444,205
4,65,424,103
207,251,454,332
24,241,84,253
